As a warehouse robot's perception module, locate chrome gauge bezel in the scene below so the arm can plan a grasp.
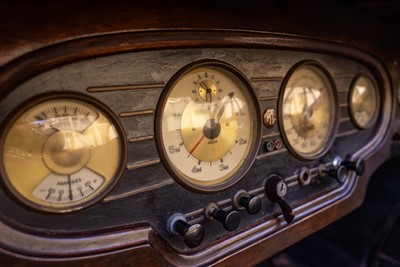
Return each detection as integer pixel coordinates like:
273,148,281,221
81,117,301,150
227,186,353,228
278,61,339,160
349,74,380,129
0,93,128,213
155,60,261,192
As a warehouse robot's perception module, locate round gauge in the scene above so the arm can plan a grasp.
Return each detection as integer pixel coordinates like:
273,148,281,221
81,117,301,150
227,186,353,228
280,62,338,160
349,75,379,129
0,94,126,212
156,61,260,191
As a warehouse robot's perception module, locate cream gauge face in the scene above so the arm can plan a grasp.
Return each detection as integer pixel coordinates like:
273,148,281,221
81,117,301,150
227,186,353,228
1,95,125,212
280,63,338,159
349,75,379,129
157,63,260,191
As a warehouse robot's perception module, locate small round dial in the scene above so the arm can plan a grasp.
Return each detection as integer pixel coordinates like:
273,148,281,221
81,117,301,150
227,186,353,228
280,63,338,160
349,75,379,129
157,62,260,191
0,94,126,212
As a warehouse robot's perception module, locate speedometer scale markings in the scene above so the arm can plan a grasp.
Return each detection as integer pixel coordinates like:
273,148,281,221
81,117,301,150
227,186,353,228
280,63,338,159
158,63,259,190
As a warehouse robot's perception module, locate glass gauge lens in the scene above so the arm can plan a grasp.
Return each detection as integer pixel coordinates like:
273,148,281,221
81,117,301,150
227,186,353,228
280,63,338,159
158,63,260,191
350,75,379,129
1,95,125,212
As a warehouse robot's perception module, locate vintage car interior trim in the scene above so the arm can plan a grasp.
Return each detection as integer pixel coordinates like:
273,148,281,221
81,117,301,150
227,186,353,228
0,22,393,265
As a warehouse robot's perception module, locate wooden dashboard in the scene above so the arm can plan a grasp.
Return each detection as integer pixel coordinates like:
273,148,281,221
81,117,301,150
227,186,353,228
0,1,399,266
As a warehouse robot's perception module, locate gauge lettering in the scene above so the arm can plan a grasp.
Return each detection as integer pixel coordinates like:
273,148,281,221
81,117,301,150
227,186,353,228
1,96,125,212
159,63,259,190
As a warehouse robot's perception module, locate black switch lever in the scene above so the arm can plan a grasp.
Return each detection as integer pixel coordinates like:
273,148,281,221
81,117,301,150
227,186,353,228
342,158,365,176
265,174,294,223
233,190,261,215
205,203,240,231
168,214,204,248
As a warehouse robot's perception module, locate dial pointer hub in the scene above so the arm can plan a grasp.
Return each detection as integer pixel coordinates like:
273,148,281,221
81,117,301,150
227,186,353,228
159,63,259,190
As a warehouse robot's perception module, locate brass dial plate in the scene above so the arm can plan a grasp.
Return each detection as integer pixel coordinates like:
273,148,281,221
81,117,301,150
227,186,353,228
1,95,125,212
280,63,338,160
157,62,260,191
349,75,379,129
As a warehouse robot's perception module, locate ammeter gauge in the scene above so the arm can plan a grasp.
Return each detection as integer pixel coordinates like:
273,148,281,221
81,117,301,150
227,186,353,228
279,62,339,160
0,94,126,212
156,61,260,192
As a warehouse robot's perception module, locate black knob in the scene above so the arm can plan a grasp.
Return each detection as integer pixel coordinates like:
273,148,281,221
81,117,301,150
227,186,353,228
239,196,261,215
205,203,240,231
325,165,348,184
265,174,294,223
168,214,204,248
342,158,365,176
174,220,204,248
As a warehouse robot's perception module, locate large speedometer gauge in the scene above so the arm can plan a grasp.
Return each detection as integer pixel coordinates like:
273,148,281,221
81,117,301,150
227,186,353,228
157,61,260,192
280,62,338,160
0,94,126,212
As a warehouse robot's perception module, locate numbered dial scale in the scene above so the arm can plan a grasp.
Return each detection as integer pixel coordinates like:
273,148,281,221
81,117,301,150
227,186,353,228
157,62,260,191
0,95,126,212
280,62,338,160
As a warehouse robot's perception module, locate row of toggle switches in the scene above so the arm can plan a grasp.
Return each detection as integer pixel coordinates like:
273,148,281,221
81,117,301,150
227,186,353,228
168,156,364,248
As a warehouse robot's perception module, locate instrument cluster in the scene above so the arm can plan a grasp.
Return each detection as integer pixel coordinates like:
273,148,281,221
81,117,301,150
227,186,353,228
0,48,383,251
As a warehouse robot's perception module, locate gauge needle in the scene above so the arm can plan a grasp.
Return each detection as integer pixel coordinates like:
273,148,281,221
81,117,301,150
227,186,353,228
215,92,234,122
302,87,308,112
68,174,73,201
190,92,234,155
303,87,312,121
189,134,206,155
200,81,212,103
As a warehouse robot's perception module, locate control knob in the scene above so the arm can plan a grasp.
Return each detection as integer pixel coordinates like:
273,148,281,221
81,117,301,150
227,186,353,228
168,214,204,248
233,190,261,215
342,157,365,176
205,203,240,231
319,156,348,184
